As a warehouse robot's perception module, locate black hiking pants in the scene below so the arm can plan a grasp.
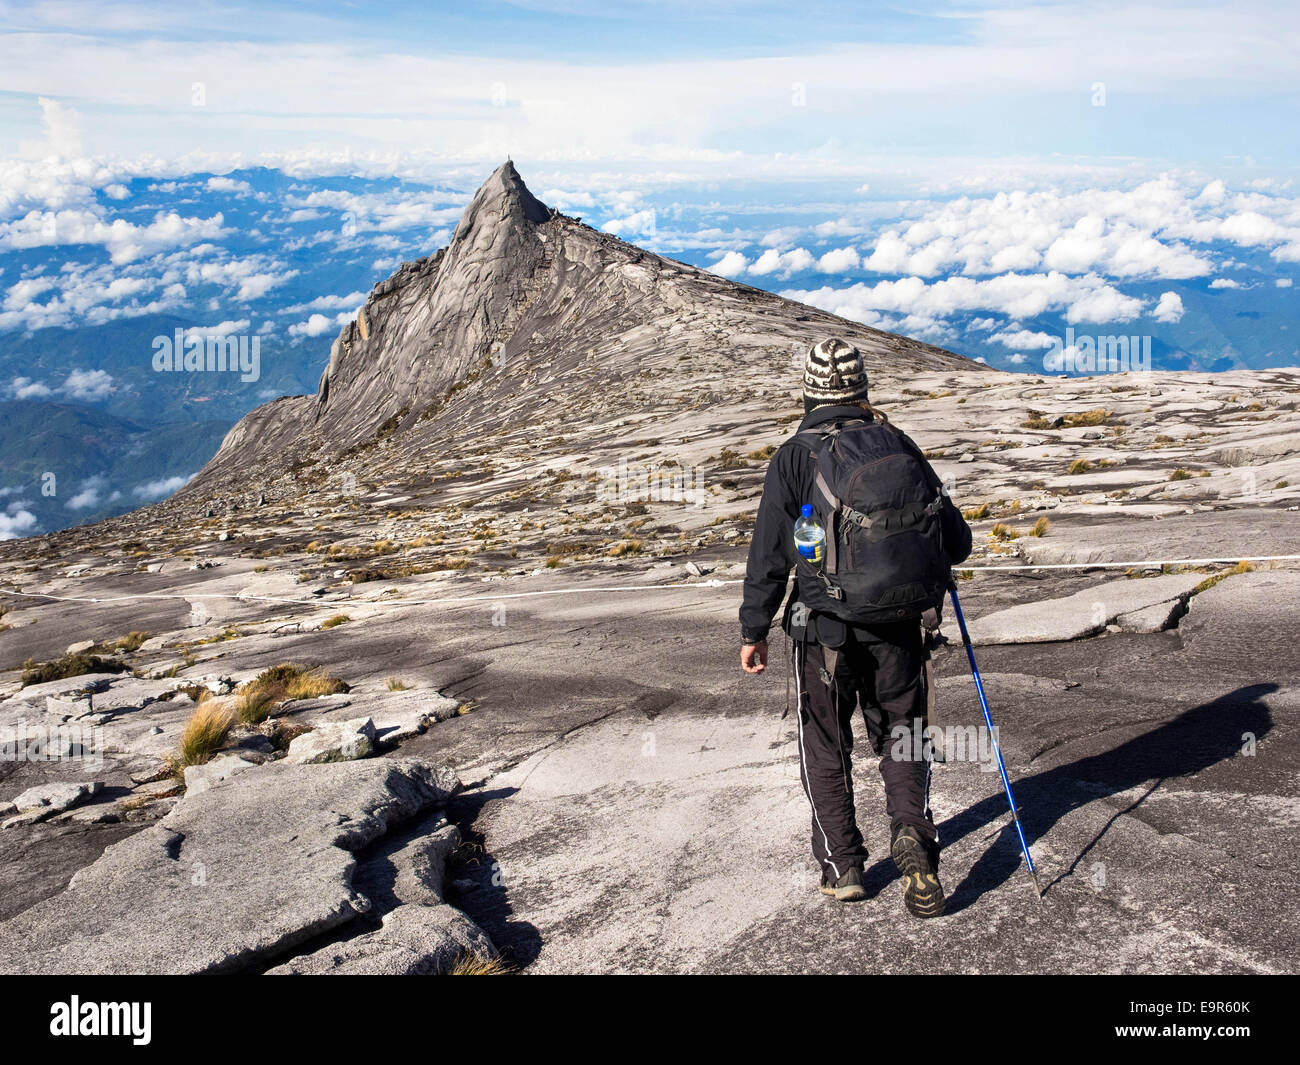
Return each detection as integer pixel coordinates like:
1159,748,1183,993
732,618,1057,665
792,623,937,882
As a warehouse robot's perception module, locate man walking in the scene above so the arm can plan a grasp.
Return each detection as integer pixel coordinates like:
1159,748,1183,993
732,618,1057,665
740,338,972,917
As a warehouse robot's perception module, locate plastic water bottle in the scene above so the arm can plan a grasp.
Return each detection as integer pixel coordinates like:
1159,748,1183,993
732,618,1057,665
793,504,825,565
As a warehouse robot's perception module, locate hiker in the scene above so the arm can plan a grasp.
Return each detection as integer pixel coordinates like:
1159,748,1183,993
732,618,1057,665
739,338,972,917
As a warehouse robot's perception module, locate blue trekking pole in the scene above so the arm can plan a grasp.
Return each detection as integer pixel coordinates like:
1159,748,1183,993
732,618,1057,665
946,580,1044,901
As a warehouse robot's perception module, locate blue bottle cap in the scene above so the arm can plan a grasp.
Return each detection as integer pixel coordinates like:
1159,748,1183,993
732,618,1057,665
800,504,813,517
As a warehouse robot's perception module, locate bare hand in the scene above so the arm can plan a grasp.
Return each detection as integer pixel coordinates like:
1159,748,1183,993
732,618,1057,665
740,640,768,674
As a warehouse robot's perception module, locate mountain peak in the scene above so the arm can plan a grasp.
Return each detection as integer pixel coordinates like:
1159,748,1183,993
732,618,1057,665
453,160,551,240
194,159,976,479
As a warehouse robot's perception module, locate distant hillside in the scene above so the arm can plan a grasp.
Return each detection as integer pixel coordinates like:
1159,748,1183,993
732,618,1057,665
0,399,229,535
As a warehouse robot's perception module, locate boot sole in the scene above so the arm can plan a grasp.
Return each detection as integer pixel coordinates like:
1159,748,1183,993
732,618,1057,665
819,881,867,902
891,836,945,918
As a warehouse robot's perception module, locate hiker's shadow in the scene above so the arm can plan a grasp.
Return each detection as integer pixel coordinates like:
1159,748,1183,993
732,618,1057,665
866,683,1275,914
446,786,544,968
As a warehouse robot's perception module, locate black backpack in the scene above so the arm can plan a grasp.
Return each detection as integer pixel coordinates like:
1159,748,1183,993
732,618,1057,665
793,417,950,624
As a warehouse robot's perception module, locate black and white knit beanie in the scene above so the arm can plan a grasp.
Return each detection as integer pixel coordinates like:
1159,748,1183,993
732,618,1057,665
803,337,869,408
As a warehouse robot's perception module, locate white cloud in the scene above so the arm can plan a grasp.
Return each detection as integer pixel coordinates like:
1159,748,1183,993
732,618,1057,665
749,247,815,278
0,257,190,333
989,329,1056,349
708,251,749,277
1209,278,1239,289
1153,291,1185,323
132,474,192,500
0,1,1292,172
288,311,350,337
601,209,656,237
19,97,82,158
178,255,297,301
61,368,115,400
542,189,596,209
857,181,1219,282
1277,278,1294,288
0,204,229,264
283,188,462,235
66,476,107,511
816,247,861,274
0,503,38,540
185,319,251,337
9,375,52,399
206,176,252,195
284,291,366,314
785,271,1146,328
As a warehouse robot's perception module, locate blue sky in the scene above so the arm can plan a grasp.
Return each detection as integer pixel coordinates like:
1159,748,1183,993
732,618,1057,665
1,0,1297,172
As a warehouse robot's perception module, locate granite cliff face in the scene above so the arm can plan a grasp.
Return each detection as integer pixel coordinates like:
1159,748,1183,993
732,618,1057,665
194,161,975,489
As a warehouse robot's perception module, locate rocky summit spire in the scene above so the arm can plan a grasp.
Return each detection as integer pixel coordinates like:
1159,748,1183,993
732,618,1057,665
451,160,551,240
194,160,975,483
303,162,555,444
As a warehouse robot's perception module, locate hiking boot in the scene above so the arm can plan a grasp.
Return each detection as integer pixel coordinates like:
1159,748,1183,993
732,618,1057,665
819,866,867,902
891,827,945,918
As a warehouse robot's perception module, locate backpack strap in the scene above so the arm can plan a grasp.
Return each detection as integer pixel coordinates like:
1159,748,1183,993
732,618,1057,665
794,418,867,576
794,417,869,449
841,494,944,538
811,466,840,572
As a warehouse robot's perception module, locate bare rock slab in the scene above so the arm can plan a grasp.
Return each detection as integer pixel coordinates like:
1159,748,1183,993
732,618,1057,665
182,752,262,795
3,781,103,829
266,821,495,974
284,717,377,764
943,572,1207,645
1116,599,1186,633
266,903,494,975
0,758,459,974
289,689,461,747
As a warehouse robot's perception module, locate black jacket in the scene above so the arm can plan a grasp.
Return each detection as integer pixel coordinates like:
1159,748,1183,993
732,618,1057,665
739,404,973,645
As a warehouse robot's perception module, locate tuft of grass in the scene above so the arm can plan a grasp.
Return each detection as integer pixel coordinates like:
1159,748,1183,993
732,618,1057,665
178,699,237,767
746,444,778,461
608,539,644,557
120,785,184,811
1061,409,1112,428
21,652,128,688
1030,517,1050,537
320,614,350,629
234,663,349,724
990,522,1020,541
1066,459,1093,475
962,502,991,521
177,683,211,704
1022,410,1054,430
1192,560,1254,595
449,952,515,975
385,677,412,691
111,631,151,652
1169,468,1193,481
1275,480,1289,489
